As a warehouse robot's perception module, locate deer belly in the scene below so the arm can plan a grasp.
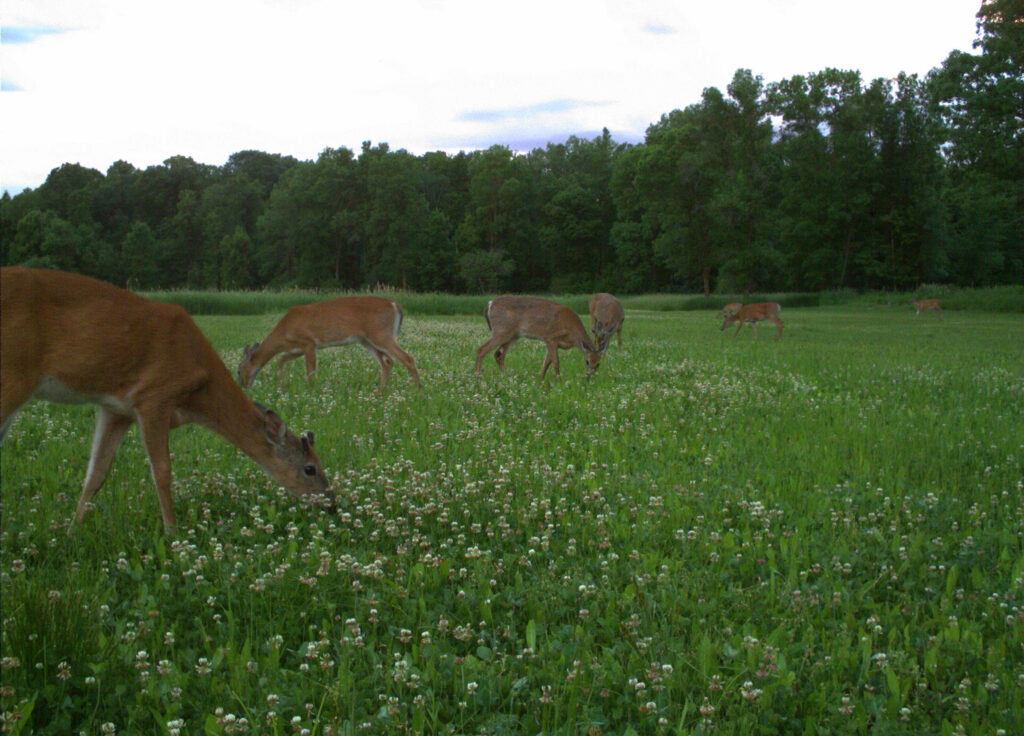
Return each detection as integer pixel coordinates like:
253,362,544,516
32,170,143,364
319,337,363,349
34,376,134,414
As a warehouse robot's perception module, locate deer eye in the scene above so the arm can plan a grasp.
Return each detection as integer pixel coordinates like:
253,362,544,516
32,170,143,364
303,465,317,477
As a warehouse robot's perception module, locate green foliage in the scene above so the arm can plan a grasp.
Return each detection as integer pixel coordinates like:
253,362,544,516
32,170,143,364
457,250,514,293
1,3,1020,293
927,0,1024,287
3,305,1023,734
122,221,164,290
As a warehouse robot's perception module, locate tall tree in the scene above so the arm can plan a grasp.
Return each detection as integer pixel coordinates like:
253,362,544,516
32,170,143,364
456,146,540,291
256,148,361,287
929,0,1024,284
768,69,879,289
708,70,779,293
638,71,776,295
224,150,300,199
866,75,949,288
535,130,621,291
198,172,263,287
609,144,666,292
121,221,163,289
355,142,453,291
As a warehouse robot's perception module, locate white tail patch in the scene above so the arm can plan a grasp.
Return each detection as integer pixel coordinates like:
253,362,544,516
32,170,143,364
391,301,402,337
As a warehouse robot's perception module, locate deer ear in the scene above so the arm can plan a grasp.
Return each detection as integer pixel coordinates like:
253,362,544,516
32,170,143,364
302,431,315,451
261,407,287,444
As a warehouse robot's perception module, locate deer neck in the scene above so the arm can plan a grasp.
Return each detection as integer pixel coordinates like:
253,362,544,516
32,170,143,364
184,363,269,462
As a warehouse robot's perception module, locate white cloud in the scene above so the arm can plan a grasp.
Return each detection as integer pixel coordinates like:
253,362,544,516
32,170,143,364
2,0,981,192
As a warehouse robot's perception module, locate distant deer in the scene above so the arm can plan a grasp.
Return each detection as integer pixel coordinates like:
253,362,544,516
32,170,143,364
721,302,784,339
589,293,625,349
239,296,420,391
475,296,603,378
912,299,942,319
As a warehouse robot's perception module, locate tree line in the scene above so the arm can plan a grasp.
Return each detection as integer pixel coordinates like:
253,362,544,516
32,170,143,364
2,0,1020,295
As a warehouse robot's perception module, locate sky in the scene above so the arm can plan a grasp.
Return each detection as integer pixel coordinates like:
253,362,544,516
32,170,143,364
2,0,983,194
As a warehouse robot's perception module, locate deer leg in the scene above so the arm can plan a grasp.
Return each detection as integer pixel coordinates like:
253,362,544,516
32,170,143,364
771,316,784,339
136,410,176,531
275,352,303,384
373,338,420,387
363,345,395,391
74,408,134,527
0,370,38,443
302,345,318,382
540,342,560,379
617,327,622,348
494,338,518,372
475,335,509,374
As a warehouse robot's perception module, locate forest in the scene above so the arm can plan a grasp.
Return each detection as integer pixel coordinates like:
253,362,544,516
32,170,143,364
1,0,1021,295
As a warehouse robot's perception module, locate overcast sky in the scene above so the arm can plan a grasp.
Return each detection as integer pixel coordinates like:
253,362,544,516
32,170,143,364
2,0,982,194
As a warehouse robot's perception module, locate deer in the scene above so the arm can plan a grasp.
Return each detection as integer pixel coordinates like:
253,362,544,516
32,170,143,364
0,267,333,532
474,296,603,378
720,302,784,339
717,302,743,319
589,292,625,350
912,299,942,319
238,296,420,392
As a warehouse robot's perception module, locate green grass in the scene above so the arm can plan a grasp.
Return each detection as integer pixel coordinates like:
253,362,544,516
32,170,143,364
141,286,1024,316
2,306,1023,735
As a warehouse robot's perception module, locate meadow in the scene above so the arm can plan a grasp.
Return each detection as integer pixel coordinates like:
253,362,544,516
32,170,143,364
1,303,1022,735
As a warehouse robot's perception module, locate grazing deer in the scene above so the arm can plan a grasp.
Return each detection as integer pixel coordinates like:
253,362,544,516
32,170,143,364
0,267,332,531
238,296,420,391
717,302,743,319
475,296,603,378
912,299,942,319
720,302,784,339
589,293,625,349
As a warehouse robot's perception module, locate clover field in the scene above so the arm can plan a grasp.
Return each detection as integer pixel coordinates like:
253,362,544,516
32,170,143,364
1,306,1022,736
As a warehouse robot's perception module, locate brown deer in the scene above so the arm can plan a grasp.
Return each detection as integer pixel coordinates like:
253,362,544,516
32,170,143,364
589,293,625,350
0,267,333,531
475,296,603,378
912,299,942,319
238,296,420,391
720,302,784,339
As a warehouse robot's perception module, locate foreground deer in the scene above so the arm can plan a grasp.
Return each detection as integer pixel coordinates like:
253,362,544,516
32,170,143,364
589,293,625,349
0,267,332,531
912,299,942,319
238,296,420,391
717,302,743,319
721,302,784,339
475,296,603,378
